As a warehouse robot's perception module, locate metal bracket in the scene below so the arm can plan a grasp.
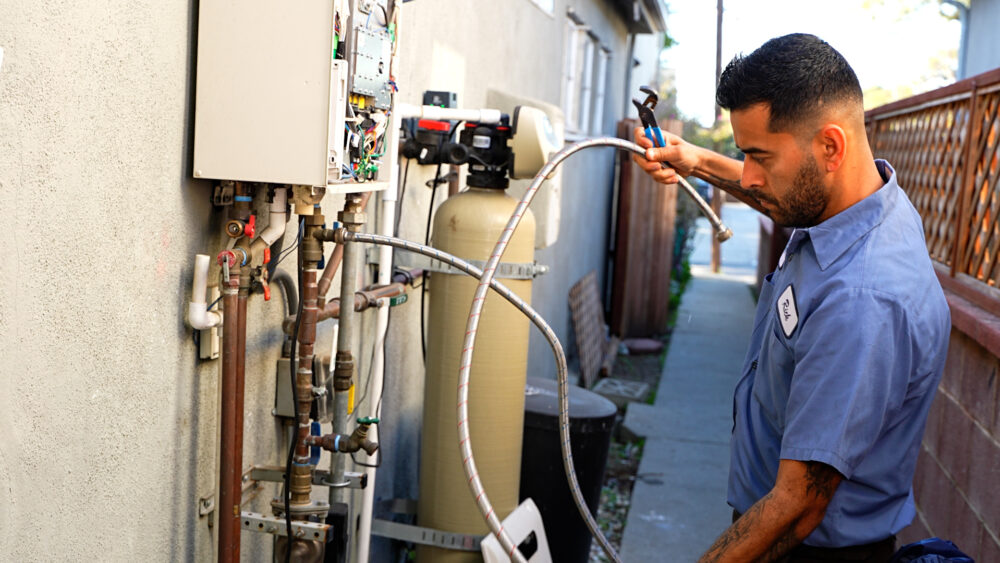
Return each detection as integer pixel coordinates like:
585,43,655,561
249,465,368,490
371,519,482,552
240,511,333,543
212,182,234,207
396,250,549,280
199,495,216,516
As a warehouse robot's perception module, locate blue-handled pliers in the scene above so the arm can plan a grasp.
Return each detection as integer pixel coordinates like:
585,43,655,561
632,86,665,148
631,86,735,242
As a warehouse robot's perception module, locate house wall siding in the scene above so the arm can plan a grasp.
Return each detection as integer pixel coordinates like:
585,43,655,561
0,0,666,560
966,0,1000,76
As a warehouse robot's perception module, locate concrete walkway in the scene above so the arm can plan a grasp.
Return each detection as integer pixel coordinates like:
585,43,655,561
619,203,759,561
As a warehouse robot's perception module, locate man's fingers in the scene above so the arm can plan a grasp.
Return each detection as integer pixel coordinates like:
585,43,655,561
632,153,662,173
652,168,680,185
630,155,679,184
633,127,653,148
645,146,675,163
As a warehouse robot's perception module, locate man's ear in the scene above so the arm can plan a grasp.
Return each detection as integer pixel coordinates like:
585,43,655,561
814,124,847,172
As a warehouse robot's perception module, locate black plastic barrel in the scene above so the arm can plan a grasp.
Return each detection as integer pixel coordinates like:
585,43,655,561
519,376,617,563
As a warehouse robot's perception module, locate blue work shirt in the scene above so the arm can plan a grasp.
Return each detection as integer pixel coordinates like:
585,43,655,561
728,160,951,547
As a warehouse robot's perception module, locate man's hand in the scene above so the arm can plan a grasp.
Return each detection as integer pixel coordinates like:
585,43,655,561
698,459,843,563
632,127,702,185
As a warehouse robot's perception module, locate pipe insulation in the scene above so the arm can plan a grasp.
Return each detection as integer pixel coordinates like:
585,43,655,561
460,138,657,563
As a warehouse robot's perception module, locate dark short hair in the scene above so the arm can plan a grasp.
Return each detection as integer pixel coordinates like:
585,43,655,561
716,33,862,132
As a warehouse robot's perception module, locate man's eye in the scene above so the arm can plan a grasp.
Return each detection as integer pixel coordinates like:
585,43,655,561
751,155,766,165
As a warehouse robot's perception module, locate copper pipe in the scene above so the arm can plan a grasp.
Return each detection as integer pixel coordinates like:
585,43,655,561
282,271,425,335
316,191,372,302
291,269,319,506
218,270,241,563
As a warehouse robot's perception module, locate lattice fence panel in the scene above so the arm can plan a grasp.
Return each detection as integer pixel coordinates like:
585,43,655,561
870,98,970,266
958,89,1000,286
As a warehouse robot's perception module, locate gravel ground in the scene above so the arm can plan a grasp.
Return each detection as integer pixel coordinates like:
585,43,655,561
588,352,665,562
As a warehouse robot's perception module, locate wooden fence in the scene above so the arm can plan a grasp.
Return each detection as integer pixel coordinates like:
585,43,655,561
866,68,1000,312
868,68,1000,561
608,118,679,338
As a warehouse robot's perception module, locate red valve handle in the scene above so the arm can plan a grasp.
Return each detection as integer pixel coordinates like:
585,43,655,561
262,282,271,301
263,247,271,265
245,215,256,238
216,250,237,268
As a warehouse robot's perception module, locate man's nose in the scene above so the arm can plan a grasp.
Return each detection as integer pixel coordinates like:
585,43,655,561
741,160,764,191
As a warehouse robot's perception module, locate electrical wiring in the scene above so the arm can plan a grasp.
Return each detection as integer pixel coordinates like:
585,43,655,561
350,331,384,469
205,295,222,311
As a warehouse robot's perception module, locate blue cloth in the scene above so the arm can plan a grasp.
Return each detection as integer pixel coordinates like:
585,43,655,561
727,160,951,547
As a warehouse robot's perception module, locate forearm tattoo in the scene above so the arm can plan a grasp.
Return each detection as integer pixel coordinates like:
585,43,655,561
804,462,840,500
698,462,841,563
689,170,771,217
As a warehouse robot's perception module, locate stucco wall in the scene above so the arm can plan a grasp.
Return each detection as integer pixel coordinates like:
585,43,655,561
0,0,664,560
0,1,321,559
966,0,1000,77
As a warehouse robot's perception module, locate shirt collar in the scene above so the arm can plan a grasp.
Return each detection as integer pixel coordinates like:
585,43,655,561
801,159,898,271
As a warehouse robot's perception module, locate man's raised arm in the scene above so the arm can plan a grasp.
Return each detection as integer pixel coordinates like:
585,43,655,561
632,128,770,215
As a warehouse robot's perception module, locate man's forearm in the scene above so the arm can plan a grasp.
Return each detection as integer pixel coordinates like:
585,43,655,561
685,147,771,216
700,460,840,563
698,491,811,563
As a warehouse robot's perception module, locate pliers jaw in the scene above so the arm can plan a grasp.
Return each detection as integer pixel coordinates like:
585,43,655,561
632,97,664,147
632,98,657,130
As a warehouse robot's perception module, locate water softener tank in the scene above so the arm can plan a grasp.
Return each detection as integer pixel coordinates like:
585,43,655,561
417,185,536,563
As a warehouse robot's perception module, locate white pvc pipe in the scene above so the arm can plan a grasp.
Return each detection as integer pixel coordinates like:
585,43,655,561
395,103,503,124
257,186,288,246
355,110,401,563
188,254,223,329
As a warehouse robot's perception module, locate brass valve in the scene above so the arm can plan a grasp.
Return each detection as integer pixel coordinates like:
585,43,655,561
304,417,379,456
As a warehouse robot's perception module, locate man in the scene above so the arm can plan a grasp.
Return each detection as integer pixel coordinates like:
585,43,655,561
634,34,950,562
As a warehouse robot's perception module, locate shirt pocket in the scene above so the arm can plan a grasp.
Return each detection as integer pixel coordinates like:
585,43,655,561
751,318,794,432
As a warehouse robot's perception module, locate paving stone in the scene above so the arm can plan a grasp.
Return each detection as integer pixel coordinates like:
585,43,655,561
591,377,650,408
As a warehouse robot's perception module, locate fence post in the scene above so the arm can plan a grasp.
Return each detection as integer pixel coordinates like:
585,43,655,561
952,80,979,278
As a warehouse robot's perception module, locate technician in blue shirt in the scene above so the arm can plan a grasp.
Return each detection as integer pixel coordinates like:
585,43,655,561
634,34,950,562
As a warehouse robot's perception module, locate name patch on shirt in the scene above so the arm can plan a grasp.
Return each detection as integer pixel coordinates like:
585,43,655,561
777,284,798,338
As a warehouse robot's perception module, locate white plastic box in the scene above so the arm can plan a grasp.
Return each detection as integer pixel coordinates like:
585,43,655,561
193,0,390,192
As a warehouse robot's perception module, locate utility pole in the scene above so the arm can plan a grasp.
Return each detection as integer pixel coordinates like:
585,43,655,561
711,0,724,273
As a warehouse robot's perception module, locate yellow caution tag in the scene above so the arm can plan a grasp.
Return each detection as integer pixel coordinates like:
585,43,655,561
348,382,355,414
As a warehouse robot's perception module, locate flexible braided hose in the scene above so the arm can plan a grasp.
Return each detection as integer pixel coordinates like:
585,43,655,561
337,230,590,561
349,138,719,562
457,138,658,563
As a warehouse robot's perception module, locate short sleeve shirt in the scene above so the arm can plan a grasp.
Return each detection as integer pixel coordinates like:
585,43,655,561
727,160,951,547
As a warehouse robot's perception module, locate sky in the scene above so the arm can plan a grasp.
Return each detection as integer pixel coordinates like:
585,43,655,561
661,0,964,125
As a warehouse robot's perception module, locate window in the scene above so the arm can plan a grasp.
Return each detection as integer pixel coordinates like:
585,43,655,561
528,0,554,14
562,10,611,138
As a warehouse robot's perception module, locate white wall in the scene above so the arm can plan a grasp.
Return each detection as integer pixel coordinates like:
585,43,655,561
966,0,1000,76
